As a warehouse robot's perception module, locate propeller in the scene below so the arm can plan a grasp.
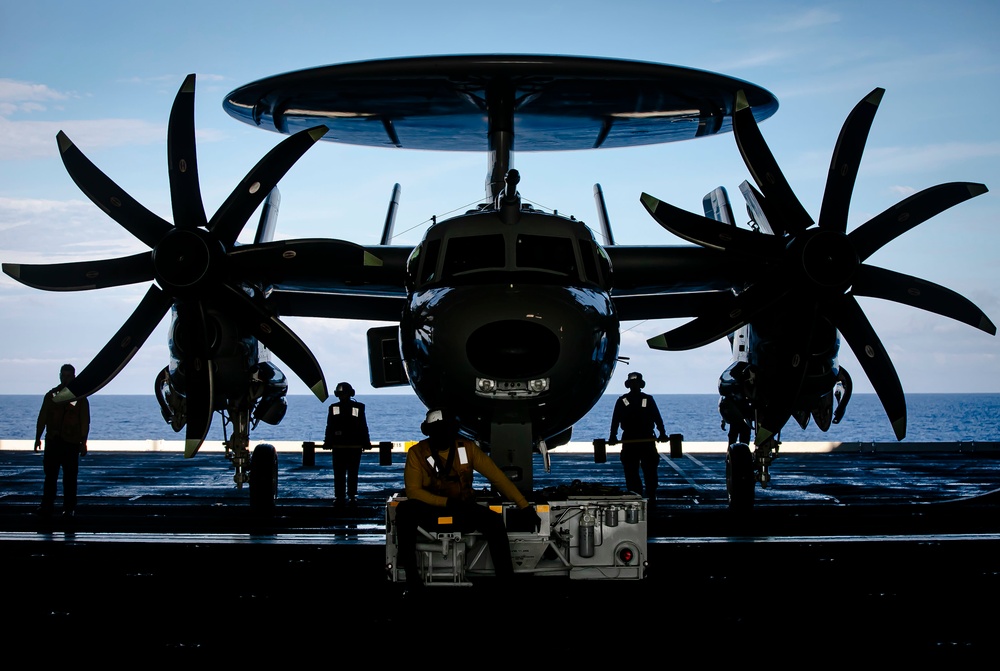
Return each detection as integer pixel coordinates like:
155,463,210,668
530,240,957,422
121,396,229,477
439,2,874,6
641,87,994,441
2,74,376,456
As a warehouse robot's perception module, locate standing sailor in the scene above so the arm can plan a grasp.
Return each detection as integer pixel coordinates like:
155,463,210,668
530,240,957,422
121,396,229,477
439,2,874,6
35,363,90,517
608,372,666,502
324,382,372,507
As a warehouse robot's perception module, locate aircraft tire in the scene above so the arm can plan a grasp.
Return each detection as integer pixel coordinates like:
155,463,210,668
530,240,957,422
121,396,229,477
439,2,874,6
249,443,278,515
726,442,755,510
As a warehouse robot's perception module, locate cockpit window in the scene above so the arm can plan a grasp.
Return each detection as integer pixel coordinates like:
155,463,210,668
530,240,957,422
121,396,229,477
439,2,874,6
579,240,599,284
443,234,505,278
516,234,577,277
420,239,441,285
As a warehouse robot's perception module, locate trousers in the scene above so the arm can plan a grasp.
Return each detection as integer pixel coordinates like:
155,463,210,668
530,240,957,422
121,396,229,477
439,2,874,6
42,436,82,512
620,442,660,500
332,447,362,499
394,498,514,584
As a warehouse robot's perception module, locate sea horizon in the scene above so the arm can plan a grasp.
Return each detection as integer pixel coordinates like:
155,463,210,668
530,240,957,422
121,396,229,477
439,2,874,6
3,392,998,444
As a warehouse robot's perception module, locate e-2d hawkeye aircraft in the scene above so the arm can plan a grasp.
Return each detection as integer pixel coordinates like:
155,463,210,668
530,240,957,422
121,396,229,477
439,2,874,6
4,55,994,514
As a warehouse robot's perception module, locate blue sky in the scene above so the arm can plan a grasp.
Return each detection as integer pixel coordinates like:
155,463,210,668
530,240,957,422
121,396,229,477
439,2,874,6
1,0,998,397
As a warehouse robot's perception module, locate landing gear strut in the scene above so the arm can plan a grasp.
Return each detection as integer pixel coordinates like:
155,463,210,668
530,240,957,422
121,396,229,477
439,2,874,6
222,401,278,513
753,436,780,490
724,436,781,510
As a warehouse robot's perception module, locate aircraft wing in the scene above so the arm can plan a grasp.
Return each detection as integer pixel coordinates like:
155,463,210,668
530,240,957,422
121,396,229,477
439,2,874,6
604,245,744,294
268,289,406,321
612,289,737,322
605,245,748,323
263,244,409,321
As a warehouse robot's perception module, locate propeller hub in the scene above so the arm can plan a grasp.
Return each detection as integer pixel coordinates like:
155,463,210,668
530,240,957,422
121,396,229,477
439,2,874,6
795,230,858,290
152,229,222,294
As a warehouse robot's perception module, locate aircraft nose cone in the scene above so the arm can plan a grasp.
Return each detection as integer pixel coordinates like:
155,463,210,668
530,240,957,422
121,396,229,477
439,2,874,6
466,320,560,378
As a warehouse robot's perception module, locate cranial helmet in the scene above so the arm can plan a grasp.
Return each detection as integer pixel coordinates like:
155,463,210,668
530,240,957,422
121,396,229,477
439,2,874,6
334,382,355,399
625,372,645,389
421,409,454,436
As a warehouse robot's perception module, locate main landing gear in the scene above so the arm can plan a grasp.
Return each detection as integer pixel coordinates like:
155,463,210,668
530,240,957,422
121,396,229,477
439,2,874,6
221,403,278,515
725,436,780,510
249,443,278,515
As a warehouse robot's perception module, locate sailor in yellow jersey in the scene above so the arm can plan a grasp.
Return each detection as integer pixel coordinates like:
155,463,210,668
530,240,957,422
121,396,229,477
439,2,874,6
394,409,541,592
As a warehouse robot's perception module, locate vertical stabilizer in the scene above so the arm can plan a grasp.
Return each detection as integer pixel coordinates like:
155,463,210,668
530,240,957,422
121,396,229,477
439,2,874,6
380,183,401,245
702,186,735,225
593,184,615,246
254,188,281,244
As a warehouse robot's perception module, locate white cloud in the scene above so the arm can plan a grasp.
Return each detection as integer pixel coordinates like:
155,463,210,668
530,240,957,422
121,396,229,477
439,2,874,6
0,116,166,160
888,185,917,198
0,196,149,258
768,8,840,33
0,115,232,161
860,142,1000,177
0,79,70,113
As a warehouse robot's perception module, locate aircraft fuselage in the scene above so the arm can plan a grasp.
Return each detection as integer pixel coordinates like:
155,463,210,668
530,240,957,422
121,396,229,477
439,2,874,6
399,207,619,452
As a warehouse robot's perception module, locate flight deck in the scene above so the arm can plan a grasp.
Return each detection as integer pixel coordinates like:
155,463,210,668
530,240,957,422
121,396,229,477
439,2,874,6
2,446,1000,661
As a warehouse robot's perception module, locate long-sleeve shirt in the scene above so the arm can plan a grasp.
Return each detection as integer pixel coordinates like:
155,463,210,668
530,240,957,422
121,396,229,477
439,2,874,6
36,386,90,444
324,400,371,447
403,437,529,509
609,390,665,441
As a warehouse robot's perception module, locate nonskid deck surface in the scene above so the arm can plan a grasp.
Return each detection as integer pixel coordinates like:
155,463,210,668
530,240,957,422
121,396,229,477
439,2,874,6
2,448,999,661
2,449,1000,537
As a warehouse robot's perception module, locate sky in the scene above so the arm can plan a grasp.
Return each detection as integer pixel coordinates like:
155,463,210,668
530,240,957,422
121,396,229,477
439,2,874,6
1,0,998,398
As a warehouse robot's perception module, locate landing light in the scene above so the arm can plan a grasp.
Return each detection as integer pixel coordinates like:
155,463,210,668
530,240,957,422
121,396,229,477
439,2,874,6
528,378,549,392
474,377,550,398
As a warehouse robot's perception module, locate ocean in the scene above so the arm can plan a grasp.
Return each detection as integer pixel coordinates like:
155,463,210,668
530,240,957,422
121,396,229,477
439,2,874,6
2,393,998,444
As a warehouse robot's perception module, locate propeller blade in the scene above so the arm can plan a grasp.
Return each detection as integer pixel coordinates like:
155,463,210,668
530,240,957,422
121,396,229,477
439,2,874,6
640,193,782,256
213,283,328,401
852,265,996,335
733,90,814,235
172,300,215,458
849,182,988,262
209,126,329,247
817,88,884,233
2,253,153,291
647,282,789,351
182,353,214,458
167,74,209,231
52,285,172,402
56,131,173,248
828,294,906,439
226,239,381,285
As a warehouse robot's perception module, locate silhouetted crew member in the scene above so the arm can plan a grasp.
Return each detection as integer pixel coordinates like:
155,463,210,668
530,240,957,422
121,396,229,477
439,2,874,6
608,371,666,501
394,409,541,592
324,382,372,506
34,364,89,517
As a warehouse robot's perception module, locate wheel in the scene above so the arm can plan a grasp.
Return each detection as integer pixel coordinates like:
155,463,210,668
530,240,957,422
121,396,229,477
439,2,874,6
249,443,278,515
726,442,755,510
